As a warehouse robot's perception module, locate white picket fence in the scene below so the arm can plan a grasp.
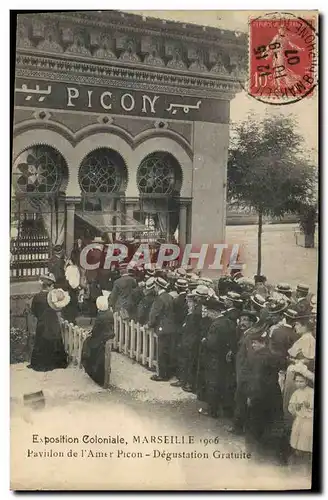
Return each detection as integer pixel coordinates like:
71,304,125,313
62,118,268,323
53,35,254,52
61,320,90,368
60,320,112,388
59,311,159,385
112,312,158,372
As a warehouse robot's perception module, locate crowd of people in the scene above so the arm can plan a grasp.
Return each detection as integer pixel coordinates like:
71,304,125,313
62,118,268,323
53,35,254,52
27,246,317,470
107,264,316,468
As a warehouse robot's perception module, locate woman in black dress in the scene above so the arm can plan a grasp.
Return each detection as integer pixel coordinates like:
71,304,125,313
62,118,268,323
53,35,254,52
29,274,69,372
81,296,114,387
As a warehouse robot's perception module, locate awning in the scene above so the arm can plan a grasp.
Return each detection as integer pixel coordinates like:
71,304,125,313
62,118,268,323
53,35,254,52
75,210,151,234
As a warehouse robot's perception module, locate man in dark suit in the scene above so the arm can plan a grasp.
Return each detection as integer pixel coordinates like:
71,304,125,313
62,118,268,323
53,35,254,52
170,279,189,383
201,306,239,418
268,308,299,360
109,266,137,320
148,277,175,381
137,278,157,325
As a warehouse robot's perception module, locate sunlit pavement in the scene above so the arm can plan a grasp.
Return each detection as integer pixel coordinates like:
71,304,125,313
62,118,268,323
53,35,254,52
225,224,317,290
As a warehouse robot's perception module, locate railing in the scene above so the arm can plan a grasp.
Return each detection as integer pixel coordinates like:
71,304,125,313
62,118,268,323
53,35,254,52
112,312,158,372
61,320,89,368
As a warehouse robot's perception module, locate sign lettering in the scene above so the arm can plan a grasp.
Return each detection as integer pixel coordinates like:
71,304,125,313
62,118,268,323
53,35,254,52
14,79,230,124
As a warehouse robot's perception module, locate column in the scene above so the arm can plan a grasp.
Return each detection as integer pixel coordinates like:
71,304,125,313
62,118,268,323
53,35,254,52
65,201,75,258
179,203,187,246
191,121,229,246
126,205,135,239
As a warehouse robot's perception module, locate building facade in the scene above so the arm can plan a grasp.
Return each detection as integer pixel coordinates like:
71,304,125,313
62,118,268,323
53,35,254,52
11,11,247,279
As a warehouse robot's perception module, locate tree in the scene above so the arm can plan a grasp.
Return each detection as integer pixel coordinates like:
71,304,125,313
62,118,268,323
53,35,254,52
228,112,317,275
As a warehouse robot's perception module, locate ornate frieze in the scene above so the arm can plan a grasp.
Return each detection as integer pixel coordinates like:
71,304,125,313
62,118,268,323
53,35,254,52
66,29,91,57
15,11,247,98
141,36,165,67
15,58,241,100
93,33,116,60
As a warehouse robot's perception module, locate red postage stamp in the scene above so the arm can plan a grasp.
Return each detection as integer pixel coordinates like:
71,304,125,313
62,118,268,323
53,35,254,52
248,12,318,104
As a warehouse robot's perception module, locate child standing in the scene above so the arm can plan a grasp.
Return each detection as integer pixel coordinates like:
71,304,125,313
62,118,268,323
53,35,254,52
288,368,314,470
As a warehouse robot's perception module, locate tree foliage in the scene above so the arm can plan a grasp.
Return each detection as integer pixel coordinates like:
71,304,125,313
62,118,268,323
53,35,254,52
228,112,317,218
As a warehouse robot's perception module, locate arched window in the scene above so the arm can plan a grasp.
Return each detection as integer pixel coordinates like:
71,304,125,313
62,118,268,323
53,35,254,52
13,145,66,195
137,152,182,195
79,148,127,194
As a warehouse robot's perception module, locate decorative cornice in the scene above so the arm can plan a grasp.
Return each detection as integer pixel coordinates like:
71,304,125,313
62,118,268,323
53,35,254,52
15,55,242,100
19,11,247,47
15,11,247,99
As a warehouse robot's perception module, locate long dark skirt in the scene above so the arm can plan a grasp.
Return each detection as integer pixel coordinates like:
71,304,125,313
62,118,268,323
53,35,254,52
81,337,106,387
30,335,68,372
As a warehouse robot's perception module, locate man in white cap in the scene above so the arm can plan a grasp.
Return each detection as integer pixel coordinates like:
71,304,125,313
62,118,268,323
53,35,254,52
148,277,175,381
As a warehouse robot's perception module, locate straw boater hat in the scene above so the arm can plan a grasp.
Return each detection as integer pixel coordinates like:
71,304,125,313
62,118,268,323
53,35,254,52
266,297,288,314
275,283,292,294
156,277,169,290
144,263,155,276
175,278,188,291
145,277,156,290
236,277,255,292
39,273,56,286
176,268,187,277
47,288,70,311
296,283,310,295
251,293,266,309
191,285,210,297
227,291,244,306
96,295,109,312
283,309,300,321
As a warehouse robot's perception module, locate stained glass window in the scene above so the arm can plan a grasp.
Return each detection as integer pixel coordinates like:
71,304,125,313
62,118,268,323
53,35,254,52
13,146,65,194
137,152,180,195
79,148,126,194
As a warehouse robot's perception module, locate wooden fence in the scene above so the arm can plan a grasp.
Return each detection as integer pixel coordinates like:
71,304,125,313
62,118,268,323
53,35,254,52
112,312,158,372
60,320,112,388
61,320,89,368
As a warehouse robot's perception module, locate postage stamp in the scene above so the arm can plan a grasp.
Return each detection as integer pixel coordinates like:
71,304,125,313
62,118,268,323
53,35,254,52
248,12,318,104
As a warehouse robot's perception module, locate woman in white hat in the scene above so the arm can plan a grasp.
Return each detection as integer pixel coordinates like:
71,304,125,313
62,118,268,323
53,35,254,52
283,313,316,421
28,279,69,372
81,296,115,387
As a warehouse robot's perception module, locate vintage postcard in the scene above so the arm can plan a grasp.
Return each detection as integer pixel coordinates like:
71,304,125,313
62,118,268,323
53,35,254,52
10,9,319,491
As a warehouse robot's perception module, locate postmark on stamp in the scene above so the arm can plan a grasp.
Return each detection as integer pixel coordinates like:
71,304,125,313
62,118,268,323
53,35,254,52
248,12,318,105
